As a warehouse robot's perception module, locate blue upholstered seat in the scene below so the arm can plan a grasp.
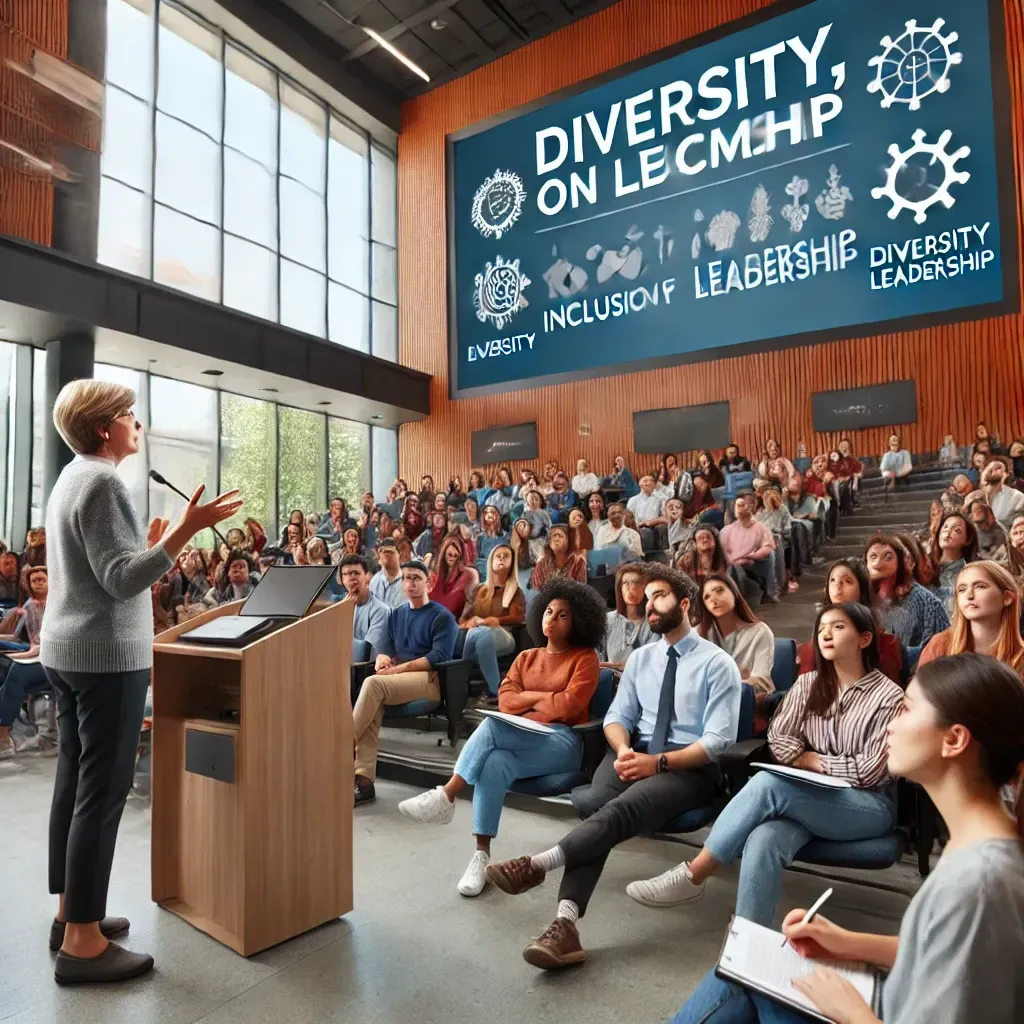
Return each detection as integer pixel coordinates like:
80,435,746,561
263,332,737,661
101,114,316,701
796,833,906,868
771,638,798,693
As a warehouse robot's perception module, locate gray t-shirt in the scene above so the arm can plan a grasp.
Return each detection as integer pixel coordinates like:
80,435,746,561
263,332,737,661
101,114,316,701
883,838,1024,1024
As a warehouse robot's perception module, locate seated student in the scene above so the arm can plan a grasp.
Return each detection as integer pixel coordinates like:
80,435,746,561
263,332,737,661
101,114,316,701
370,538,406,609
697,573,775,699
352,559,459,806
570,459,600,502
546,471,576,525
918,560,1024,672
201,550,257,607
786,471,822,549
628,602,901,922
512,468,539,503
482,469,513,519
430,492,449,515
672,652,1024,1024
566,508,593,554
22,526,45,567
538,460,559,497
317,496,356,544
427,535,478,620
445,475,467,511
478,505,511,564
400,494,426,542
755,484,799,592
0,563,47,645
929,512,979,609
682,474,720,527
600,564,654,672
418,475,437,510
337,526,365,560
836,437,864,496
656,453,694,503
509,517,537,575
398,578,604,896
972,420,1003,457
467,470,487,505
279,509,304,547
676,524,730,588
463,495,483,542
602,454,639,499
719,442,751,475
304,536,330,566
665,497,694,554
865,534,949,647
1010,513,1024,557
755,439,795,490
0,565,49,757
484,565,741,971
281,521,306,564
941,472,976,513
693,450,725,489
967,448,990,486
965,494,1013,566
895,531,936,590
332,554,390,661
982,458,1024,529
938,431,962,469
531,524,587,589
595,501,642,559
413,510,448,564
585,492,606,542
796,558,903,681
879,433,913,489
627,473,668,551
522,488,552,541
0,551,20,607
720,492,778,603
386,478,409,503
459,544,525,696
1009,439,1024,481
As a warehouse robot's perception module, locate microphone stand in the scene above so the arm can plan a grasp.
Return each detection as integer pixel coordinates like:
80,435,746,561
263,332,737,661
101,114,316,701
149,470,230,548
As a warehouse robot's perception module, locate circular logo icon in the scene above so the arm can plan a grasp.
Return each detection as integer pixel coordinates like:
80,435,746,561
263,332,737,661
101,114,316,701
471,169,526,240
473,255,530,330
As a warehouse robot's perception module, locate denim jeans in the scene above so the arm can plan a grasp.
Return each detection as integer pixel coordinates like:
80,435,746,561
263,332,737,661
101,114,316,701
743,554,778,599
671,969,806,1024
703,772,896,925
454,717,581,836
0,657,48,726
462,626,517,695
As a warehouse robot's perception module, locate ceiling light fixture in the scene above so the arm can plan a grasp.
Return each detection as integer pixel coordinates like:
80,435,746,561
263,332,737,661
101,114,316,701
370,414,383,420
259,387,279,393
362,26,431,82
201,369,223,376
317,401,331,406
430,17,447,30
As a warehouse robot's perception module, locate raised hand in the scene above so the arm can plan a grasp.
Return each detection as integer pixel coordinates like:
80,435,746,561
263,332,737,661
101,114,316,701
177,486,243,538
147,517,170,549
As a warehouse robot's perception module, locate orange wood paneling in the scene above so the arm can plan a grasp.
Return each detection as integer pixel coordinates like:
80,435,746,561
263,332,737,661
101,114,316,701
397,0,1024,480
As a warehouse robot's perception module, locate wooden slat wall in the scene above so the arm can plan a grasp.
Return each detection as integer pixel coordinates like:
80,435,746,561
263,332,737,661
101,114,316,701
0,0,70,247
397,0,1024,480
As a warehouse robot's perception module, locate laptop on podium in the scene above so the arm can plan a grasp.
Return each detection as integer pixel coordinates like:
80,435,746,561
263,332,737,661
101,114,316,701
180,564,336,646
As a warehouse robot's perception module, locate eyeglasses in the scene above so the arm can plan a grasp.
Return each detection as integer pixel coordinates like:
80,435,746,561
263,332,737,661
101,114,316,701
108,410,141,429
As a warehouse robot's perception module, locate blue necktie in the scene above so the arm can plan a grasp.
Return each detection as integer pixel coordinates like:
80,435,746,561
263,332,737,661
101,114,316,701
648,646,679,755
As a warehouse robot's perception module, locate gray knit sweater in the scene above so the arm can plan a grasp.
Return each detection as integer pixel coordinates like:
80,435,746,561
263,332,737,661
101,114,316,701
41,455,173,673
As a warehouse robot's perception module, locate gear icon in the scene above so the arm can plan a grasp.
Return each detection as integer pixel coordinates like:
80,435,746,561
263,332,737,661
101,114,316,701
871,129,970,224
867,18,962,111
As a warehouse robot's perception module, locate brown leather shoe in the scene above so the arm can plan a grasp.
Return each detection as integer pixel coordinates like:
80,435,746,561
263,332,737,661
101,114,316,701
522,918,585,970
485,855,545,895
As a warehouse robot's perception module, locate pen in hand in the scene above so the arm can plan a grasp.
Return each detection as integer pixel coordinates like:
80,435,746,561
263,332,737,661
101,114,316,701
782,887,833,947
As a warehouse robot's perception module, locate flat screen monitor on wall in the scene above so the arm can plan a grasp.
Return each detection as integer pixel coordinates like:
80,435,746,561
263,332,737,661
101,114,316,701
633,402,731,455
812,380,917,433
471,422,539,466
447,0,1018,398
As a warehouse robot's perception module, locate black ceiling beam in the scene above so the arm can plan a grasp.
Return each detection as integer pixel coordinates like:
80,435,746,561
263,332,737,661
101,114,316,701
478,0,530,41
340,0,462,61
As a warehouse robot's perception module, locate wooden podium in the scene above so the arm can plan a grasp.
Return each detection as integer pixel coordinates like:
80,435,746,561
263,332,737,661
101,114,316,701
150,599,353,956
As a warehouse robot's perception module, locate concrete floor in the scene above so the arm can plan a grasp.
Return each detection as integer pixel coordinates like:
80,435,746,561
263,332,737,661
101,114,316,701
0,756,910,1024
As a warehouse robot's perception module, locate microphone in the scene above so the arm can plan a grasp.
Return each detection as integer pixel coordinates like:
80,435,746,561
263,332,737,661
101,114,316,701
149,469,230,548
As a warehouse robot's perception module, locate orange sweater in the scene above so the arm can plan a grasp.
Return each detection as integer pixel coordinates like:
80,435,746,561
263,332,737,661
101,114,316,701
497,647,600,726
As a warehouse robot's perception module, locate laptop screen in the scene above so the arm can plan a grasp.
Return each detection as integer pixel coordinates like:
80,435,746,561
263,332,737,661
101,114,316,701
240,564,336,618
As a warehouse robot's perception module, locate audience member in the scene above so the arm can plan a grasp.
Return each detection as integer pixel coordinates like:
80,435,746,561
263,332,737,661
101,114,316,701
539,461,559,496
585,492,606,541
929,512,979,607
600,564,653,671
786,472,821,547
682,474,719,526
478,505,511,564
427,535,477,620
1010,513,1024,556
484,566,741,971
719,442,751,475
400,494,426,541
627,474,667,552
398,579,604,897
676,524,731,590
755,439,794,489
982,458,1024,528
755,485,799,592
463,496,482,540
340,527,364,559
570,459,600,501
201,550,257,607
509,518,537,573
318,497,355,543
459,544,525,697
531,524,587,589
0,565,48,755
303,512,320,541
445,476,467,510
1009,439,1024,481
603,454,639,498
566,508,593,553
967,448,989,485
697,573,775,699
546,471,576,525
334,554,390,662
941,472,975,512
971,420,1002,457
895,531,936,589
0,551,20,607
594,502,642,559
720,492,778,603
431,492,448,514
413,510,448,563
467,471,487,502
795,558,903,681
522,489,552,540
513,468,540,504
672,653,1024,1024
865,534,949,647
280,509,305,547
629,602,900,923
665,497,693,553
966,495,1013,565
418,475,437,509
918,561,1024,672
483,470,513,519
282,521,305,564
305,537,329,566
387,478,409,503
22,527,45,567
370,538,405,609
656,454,693,503
694,450,725,489
352,559,458,806
836,438,864,491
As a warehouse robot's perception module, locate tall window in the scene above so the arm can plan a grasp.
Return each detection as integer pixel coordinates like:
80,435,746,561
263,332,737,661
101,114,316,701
98,0,395,356
219,393,277,538
328,418,370,508
29,350,46,527
94,363,150,518
371,425,398,505
277,406,326,526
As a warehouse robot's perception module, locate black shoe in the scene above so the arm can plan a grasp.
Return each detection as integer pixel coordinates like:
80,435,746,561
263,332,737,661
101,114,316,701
50,915,130,952
761,592,781,604
54,942,154,985
354,778,376,806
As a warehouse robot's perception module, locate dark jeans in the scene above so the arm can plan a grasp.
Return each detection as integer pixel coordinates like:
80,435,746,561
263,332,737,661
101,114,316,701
46,666,149,923
560,751,719,915
0,657,48,726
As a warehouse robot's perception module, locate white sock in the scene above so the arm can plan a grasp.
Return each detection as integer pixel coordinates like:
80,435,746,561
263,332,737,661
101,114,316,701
557,899,579,924
531,846,565,872
682,861,694,880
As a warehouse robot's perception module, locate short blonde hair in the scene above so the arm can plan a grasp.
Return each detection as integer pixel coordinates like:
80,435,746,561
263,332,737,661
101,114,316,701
53,378,136,455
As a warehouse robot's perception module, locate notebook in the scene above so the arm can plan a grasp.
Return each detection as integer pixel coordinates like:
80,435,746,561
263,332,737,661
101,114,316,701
476,709,555,734
750,763,853,789
716,916,881,1023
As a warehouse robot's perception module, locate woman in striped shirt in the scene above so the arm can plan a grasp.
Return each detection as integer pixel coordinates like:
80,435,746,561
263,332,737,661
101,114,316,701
625,602,903,925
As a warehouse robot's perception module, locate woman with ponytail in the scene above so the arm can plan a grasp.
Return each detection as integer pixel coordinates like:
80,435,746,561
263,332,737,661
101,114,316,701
672,652,1024,1024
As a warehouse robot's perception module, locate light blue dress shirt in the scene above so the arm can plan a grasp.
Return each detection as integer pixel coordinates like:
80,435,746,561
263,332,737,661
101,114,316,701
603,630,742,759
350,593,391,662
370,569,405,610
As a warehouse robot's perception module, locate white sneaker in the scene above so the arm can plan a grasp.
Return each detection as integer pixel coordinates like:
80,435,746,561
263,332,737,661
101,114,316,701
398,786,456,825
0,737,14,761
457,850,490,897
626,864,706,908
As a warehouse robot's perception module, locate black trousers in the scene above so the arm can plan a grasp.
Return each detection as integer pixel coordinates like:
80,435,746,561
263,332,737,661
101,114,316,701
45,666,149,923
559,751,720,916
